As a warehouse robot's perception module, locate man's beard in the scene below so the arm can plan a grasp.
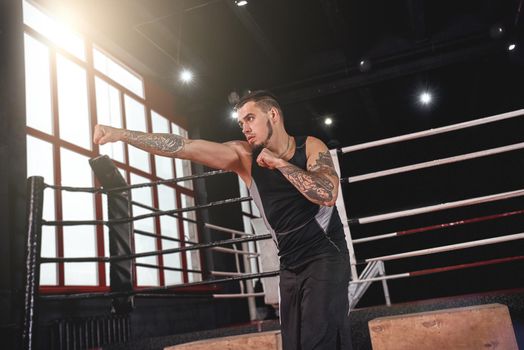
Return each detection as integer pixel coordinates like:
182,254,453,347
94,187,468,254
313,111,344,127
252,120,273,153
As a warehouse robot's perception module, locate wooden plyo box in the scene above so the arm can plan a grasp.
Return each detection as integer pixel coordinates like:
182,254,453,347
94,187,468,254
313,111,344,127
368,303,518,350
165,330,282,350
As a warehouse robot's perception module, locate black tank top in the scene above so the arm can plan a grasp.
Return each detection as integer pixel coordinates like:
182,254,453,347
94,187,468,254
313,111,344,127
249,136,348,269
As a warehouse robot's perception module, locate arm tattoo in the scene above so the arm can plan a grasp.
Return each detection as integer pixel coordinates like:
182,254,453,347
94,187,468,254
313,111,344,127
278,164,335,204
122,131,185,156
307,151,338,178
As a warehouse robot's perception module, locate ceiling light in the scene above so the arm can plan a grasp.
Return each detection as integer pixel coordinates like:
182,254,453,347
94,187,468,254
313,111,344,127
324,117,333,126
419,92,432,105
179,69,193,83
508,43,516,51
235,0,248,6
358,59,372,73
489,24,505,39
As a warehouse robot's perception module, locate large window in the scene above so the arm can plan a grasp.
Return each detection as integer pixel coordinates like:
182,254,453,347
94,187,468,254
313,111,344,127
23,0,201,291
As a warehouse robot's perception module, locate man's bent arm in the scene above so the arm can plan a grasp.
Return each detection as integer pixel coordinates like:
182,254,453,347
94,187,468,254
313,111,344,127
277,161,337,206
255,137,338,206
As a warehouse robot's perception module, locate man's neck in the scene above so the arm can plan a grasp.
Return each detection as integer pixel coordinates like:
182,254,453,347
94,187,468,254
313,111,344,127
268,132,291,157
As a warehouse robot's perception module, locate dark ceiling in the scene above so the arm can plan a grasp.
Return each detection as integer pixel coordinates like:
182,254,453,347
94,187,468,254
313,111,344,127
37,0,524,146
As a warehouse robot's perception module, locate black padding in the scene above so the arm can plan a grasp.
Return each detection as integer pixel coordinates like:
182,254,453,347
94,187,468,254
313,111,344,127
89,155,134,314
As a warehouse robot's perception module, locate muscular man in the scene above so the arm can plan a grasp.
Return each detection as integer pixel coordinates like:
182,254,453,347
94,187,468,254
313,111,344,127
93,90,352,350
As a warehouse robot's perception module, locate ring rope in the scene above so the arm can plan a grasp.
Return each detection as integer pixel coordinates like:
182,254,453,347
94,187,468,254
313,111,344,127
38,270,280,301
341,109,524,154
42,196,252,226
45,169,230,194
131,200,199,224
134,229,198,245
134,262,202,274
205,223,254,236
353,209,524,244
212,293,266,299
352,255,524,284
40,233,272,264
365,232,524,263
211,246,260,256
349,188,524,225
210,271,250,277
343,141,524,183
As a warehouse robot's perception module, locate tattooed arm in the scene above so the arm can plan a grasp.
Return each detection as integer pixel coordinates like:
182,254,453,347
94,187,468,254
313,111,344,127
281,137,339,206
256,136,339,206
93,125,250,175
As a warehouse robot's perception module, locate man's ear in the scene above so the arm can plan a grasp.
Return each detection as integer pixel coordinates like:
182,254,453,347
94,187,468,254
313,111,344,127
270,107,279,123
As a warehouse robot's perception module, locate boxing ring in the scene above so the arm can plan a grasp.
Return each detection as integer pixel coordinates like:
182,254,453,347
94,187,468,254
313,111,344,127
331,108,524,309
23,160,279,349
22,108,524,349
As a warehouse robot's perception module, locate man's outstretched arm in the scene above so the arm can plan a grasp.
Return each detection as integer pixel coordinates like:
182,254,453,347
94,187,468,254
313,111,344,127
93,124,248,173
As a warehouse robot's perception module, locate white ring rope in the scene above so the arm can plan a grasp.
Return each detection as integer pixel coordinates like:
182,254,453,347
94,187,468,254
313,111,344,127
355,188,524,224
211,246,260,256
210,271,250,277
366,232,524,263
205,223,254,236
341,109,524,154
347,141,524,183
213,292,265,299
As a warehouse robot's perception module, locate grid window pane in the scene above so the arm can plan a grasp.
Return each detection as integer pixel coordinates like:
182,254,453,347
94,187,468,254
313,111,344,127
158,185,176,211
24,34,53,134
157,185,181,284
181,194,200,282
27,136,57,285
162,233,183,285
40,226,58,285
23,0,85,60
56,54,91,150
130,173,153,207
151,111,174,179
104,223,110,287
125,95,150,173
172,123,193,189
95,77,124,163
93,48,144,98
60,148,97,285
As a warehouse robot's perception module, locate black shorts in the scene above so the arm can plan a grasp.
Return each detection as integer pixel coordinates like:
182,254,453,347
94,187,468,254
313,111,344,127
279,253,352,350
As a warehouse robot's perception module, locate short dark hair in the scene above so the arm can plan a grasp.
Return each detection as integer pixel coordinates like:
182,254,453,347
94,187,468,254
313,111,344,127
234,90,283,118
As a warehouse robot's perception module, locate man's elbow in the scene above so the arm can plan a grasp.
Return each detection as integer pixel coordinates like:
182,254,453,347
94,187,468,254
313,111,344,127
323,199,337,207
322,193,338,207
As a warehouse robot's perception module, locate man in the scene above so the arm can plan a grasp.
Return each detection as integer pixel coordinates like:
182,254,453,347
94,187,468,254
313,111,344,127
93,90,351,350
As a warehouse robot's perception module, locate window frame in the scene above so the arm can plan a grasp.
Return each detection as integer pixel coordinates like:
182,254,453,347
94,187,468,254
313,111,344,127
23,5,203,293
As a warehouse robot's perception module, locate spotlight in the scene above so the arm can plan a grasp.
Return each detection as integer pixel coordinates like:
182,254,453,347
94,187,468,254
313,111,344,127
508,43,516,51
358,59,372,73
489,24,505,39
179,69,193,83
324,117,333,126
231,111,238,119
419,92,432,105
235,0,248,6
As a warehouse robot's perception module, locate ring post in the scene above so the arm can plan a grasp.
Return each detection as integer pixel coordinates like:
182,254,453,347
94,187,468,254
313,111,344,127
330,149,359,280
89,155,134,314
22,176,45,350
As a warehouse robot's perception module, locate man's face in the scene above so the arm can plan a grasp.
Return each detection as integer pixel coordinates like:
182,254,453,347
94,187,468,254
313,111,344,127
237,101,273,150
